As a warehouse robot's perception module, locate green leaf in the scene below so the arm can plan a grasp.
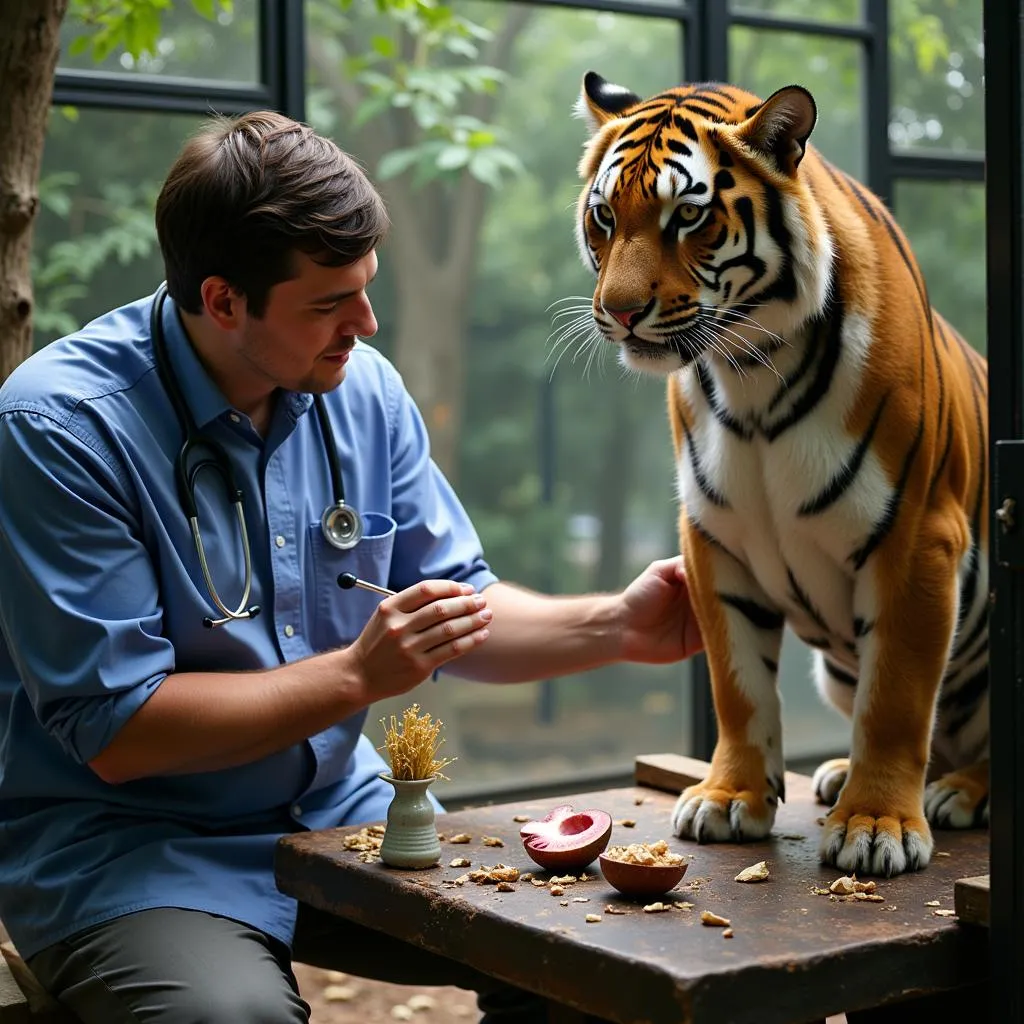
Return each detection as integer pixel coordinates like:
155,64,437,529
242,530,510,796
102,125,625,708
436,145,470,170
191,0,216,18
377,147,422,180
371,34,396,58
68,35,91,57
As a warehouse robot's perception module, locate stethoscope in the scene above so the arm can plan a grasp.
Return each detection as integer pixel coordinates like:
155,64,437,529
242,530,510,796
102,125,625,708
150,283,365,628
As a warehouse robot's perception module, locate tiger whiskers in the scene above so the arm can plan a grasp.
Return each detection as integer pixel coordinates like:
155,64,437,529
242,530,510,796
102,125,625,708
546,304,604,381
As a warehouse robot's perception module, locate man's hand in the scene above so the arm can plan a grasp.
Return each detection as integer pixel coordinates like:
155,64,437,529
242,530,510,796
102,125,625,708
616,556,703,665
346,580,492,702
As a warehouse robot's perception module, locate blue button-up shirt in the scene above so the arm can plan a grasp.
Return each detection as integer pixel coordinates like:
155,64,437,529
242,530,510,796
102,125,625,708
0,290,497,959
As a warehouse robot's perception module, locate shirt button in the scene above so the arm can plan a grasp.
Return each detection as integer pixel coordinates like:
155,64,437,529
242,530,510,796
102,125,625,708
292,804,302,817
284,624,295,638
275,535,286,548
229,412,241,423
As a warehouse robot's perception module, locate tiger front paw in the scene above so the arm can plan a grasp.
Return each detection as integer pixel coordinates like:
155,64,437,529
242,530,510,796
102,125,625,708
819,802,933,877
924,764,989,829
671,775,781,843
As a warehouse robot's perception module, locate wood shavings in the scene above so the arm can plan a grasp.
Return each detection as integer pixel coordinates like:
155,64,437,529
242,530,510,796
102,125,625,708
449,858,471,868
722,928,734,938
617,819,637,828
512,815,530,822
448,833,472,844
643,902,670,913
520,872,534,881
674,901,694,911
734,860,770,883
935,851,951,857
700,911,731,927
467,865,519,885
530,879,547,888
585,914,602,923
934,909,957,918
481,836,504,848
924,900,941,907
604,905,627,915
342,825,385,862
571,897,590,903
550,885,565,896
496,881,516,892
549,874,577,885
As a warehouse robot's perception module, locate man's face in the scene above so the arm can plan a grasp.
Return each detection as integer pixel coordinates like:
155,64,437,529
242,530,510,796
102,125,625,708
235,249,379,397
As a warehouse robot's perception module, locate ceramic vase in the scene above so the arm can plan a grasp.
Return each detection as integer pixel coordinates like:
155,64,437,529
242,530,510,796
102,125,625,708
379,773,441,869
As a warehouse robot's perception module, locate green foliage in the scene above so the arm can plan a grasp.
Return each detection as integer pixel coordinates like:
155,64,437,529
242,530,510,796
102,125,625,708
309,0,521,189
68,0,232,62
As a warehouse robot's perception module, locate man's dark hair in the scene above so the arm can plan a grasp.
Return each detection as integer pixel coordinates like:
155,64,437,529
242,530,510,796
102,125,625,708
156,110,390,316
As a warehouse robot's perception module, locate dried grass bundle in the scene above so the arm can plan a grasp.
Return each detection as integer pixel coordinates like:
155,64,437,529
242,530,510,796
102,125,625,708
379,703,457,781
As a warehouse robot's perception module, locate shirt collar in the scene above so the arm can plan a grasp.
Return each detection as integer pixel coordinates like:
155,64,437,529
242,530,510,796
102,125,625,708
156,288,314,432
158,288,234,430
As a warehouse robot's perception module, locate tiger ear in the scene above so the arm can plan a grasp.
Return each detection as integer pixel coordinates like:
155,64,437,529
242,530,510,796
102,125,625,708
736,85,817,175
575,71,642,135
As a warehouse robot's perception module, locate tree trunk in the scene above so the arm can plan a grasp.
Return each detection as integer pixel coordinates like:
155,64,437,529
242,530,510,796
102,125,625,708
0,1,67,383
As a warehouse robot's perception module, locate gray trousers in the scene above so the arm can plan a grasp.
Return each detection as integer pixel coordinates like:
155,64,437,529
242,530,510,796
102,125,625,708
26,905,560,1024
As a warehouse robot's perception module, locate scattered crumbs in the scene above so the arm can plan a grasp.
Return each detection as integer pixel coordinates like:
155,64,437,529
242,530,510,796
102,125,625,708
453,873,471,886
520,872,534,882
585,914,602,923
924,900,941,907
481,836,504,848
448,833,472,844
550,874,577,885
634,796,648,806
550,885,565,897
571,897,590,903
935,851,951,858
722,928,734,939
496,881,516,892
810,886,830,896
559,900,569,907
700,911,731,927
734,860,770,883
530,879,547,888
617,819,637,828
799,908,809,914
674,901,694,911
643,902,670,913
934,909,957,918
449,858,471,868
513,815,530,822
579,872,591,882
778,833,806,841
604,905,627,915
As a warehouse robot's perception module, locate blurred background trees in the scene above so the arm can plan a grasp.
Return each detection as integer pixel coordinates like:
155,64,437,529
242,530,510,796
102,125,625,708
28,0,986,792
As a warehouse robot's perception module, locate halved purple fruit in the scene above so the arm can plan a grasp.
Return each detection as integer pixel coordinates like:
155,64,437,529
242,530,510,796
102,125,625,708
519,804,613,871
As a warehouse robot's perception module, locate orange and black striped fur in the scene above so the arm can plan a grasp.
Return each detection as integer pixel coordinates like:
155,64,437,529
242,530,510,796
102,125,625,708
573,72,989,876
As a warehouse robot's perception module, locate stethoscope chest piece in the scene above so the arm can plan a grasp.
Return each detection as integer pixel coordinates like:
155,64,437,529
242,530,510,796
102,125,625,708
322,501,364,550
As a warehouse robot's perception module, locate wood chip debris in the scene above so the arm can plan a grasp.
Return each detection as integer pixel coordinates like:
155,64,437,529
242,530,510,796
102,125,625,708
617,819,637,828
449,857,471,868
585,914,602,923
448,833,472,844
924,900,941,907
550,885,565,896
467,865,519,884
700,911,731,927
341,824,385,862
935,851,951,857
323,984,359,1002
496,881,516,892
734,860,770,883
550,874,578,885
481,836,504,847
643,902,671,913
722,928,734,938
933,909,957,918
634,796,648,806
513,815,530,822
571,896,590,903
391,1006,415,1020
604,905,627,915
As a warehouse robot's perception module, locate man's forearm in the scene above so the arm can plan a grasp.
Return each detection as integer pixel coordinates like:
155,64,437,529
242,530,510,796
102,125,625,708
446,581,624,683
88,648,367,784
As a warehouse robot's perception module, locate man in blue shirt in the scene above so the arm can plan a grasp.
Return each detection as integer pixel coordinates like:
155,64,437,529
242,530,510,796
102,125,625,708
0,111,702,1024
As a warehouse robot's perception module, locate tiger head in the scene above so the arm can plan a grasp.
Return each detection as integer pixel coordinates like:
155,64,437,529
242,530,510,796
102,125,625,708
574,72,834,375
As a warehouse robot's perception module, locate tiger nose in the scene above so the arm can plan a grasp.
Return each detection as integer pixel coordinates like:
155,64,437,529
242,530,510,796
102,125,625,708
603,304,646,329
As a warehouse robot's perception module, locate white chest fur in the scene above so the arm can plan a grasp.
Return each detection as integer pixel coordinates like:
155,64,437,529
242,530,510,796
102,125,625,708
675,313,892,657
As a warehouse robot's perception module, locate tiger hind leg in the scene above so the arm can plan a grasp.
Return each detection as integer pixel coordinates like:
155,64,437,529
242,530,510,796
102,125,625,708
924,759,989,828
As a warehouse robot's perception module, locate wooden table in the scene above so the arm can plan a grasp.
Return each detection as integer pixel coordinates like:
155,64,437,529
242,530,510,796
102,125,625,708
275,755,989,1024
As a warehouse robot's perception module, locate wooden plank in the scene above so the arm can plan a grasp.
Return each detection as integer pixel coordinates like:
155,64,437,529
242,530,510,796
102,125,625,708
278,783,989,1024
0,958,31,1024
634,752,817,802
954,875,990,927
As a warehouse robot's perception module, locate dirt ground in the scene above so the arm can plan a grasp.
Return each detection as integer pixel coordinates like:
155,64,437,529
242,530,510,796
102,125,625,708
294,964,849,1023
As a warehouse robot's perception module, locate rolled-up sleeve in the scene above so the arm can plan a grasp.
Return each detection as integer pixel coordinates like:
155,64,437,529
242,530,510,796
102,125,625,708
0,410,173,764
384,371,498,594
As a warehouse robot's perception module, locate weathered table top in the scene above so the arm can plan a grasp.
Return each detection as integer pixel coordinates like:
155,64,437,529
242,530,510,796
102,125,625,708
275,760,989,1024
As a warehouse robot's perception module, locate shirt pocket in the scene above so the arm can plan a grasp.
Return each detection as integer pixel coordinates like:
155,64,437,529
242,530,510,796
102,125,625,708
307,511,397,651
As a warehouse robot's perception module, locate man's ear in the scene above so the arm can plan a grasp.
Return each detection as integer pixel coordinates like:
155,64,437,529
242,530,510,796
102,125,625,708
574,71,642,135
200,277,245,330
735,85,817,175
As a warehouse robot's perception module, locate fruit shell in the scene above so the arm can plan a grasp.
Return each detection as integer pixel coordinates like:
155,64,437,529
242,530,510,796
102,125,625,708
598,852,688,897
519,805,613,871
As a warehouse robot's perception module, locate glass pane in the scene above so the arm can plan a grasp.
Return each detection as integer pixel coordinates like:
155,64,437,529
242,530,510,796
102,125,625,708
59,0,259,83
729,0,860,24
33,110,204,352
306,0,690,795
890,0,984,152
730,28,865,179
894,180,987,354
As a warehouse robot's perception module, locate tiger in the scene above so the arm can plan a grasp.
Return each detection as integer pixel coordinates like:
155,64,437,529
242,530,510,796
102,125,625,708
571,71,989,877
